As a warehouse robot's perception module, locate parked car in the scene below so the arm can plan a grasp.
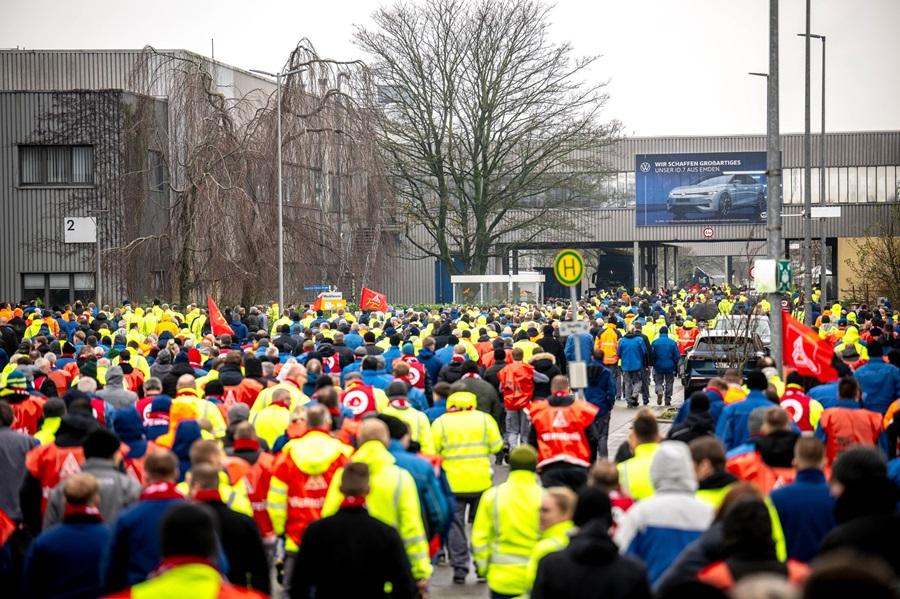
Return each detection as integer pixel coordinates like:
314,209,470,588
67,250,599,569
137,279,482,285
713,314,772,347
667,174,766,219
682,330,767,396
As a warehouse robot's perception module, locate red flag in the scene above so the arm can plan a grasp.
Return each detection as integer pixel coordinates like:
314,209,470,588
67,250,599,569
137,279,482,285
360,287,388,312
782,310,838,383
312,294,323,312
207,295,234,337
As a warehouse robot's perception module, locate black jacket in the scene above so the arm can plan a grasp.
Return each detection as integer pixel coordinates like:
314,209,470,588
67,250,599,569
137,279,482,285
437,361,464,384
161,362,196,397
290,506,416,599
818,479,900,576
199,498,270,595
531,520,651,599
530,355,561,400
537,336,567,373
331,342,356,369
667,411,715,444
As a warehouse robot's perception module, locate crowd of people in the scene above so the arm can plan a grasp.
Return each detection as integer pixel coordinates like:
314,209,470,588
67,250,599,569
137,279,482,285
0,286,898,598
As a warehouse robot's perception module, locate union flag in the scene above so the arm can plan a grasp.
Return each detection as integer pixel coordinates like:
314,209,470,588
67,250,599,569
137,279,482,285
782,310,838,383
360,287,388,312
207,295,234,337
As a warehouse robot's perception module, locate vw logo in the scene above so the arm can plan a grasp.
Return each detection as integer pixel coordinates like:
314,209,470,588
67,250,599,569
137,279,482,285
639,162,651,173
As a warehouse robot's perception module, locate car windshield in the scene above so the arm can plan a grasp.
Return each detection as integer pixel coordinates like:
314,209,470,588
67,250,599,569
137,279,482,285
693,336,757,354
693,175,732,187
714,317,771,337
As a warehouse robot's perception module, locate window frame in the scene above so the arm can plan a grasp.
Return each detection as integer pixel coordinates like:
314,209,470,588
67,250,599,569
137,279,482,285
17,144,95,187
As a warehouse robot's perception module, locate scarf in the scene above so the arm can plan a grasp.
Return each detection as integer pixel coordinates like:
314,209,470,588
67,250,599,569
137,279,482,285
339,496,367,510
63,504,102,521
232,438,260,452
140,481,184,501
193,489,222,503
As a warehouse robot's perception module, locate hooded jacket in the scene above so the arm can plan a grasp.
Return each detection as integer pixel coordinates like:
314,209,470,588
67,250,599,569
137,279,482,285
613,441,714,584
617,332,647,372
667,410,715,444
530,353,561,400
854,359,900,415
96,366,138,410
531,520,651,599
44,457,142,529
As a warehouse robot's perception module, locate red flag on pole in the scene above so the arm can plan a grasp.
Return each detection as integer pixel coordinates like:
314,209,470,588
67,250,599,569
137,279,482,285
360,287,388,312
782,310,838,383
207,295,234,337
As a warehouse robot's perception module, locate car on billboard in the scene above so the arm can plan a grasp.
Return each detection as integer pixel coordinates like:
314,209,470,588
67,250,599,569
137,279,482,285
666,174,766,220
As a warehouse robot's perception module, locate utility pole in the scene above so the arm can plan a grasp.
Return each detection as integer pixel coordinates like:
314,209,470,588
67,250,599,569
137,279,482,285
767,0,784,371
802,0,813,324
818,36,827,305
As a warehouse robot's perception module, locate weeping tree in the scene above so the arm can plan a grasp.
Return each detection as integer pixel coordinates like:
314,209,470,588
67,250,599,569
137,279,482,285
121,45,389,304
356,0,621,276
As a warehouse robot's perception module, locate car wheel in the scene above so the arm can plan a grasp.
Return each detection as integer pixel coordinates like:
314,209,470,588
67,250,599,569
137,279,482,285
718,193,731,217
756,192,766,213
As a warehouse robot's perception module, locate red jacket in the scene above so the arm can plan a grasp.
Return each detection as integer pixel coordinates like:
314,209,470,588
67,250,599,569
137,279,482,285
818,406,883,465
398,356,427,390
726,450,796,495
530,397,598,469
498,362,535,410
25,443,85,514
8,394,45,435
340,382,378,420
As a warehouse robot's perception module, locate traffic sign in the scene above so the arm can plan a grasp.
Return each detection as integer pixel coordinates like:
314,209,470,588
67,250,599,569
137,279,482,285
304,285,330,291
781,299,789,309
702,226,714,239
553,249,585,287
558,320,590,337
777,259,792,293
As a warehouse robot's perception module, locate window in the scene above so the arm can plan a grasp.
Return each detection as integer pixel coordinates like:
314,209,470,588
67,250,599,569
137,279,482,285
876,166,887,202
21,273,94,306
148,150,166,191
19,145,94,186
847,167,857,204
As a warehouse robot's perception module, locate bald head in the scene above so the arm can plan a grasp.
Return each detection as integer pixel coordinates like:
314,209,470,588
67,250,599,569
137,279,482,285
176,374,196,391
306,404,331,430
358,418,390,446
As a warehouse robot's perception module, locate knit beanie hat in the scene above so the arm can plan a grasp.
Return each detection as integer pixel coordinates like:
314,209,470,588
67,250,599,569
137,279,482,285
83,428,122,459
509,445,538,472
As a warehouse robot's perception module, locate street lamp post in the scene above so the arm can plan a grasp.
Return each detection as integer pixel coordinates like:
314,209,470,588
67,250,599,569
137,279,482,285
250,67,306,312
749,0,784,372
801,0,813,325
799,33,827,306
88,208,109,309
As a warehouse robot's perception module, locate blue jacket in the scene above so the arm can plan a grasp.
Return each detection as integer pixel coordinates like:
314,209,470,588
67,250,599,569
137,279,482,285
650,337,680,374
888,457,900,487
382,346,402,372
344,332,363,350
340,361,362,386
854,361,900,415
769,469,836,562
24,516,111,598
584,359,616,411
388,440,453,537
674,388,725,428
808,382,839,408
618,333,647,373
426,399,447,423
417,348,443,384
434,344,456,366
230,320,248,342
564,332,594,364
715,390,774,450
361,370,392,390
407,387,429,412
103,497,186,592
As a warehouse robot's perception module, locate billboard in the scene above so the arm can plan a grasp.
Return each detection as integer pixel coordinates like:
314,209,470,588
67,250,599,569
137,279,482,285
635,152,767,226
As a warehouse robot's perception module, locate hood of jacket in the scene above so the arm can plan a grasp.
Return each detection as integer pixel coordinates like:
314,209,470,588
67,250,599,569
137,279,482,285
842,327,860,344
351,439,396,475
566,519,619,565
755,431,799,469
288,430,350,475
446,390,478,411
55,411,101,447
217,363,244,386
650,441,698,493
104,365,125,388
677,411,715,433
417,348,436,361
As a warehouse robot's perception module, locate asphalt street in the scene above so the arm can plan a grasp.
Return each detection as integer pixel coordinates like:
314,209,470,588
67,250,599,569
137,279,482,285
428,380,683,598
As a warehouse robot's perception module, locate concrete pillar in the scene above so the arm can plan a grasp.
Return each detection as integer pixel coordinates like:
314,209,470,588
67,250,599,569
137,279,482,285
511,248,520,302
633,241,640,290
663,246,669,288
673,246,679,285
725,255,733,285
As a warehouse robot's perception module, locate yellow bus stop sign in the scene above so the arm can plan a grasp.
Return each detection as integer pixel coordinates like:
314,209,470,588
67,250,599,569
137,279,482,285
553,249,585,287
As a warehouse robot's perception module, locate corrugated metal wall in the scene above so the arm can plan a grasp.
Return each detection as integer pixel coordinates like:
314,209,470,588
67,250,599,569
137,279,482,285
0,91,124,302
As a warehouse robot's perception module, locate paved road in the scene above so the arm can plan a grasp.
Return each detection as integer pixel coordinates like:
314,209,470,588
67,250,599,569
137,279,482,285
429,380,683,598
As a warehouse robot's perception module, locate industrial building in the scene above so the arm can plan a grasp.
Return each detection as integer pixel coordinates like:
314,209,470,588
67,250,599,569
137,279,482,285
1,49,897,306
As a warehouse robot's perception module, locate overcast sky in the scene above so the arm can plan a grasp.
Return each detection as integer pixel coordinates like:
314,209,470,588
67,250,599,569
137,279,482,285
2,0,898,136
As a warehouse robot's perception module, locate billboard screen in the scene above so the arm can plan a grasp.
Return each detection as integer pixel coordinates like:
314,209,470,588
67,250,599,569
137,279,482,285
635,152,767,226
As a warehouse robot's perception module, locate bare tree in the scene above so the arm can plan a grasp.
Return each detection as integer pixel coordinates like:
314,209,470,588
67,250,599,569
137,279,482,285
356,0,620,276
845,201,900,305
